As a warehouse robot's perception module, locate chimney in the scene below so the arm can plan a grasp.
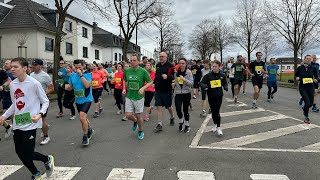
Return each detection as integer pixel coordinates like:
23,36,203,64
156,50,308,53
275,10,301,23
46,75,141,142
93,22,98,29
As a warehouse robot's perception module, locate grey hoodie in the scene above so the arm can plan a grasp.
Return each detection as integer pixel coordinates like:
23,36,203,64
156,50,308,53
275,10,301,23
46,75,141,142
174,69,194,94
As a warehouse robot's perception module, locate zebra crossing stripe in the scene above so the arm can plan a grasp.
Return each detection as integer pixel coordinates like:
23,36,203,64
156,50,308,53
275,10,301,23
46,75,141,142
177,171,215,180
204,114,289,133
41,167,81,180
220,108,265,117
297,142,320,151
250,174,290,180
106,168,145,180
207,124,317,148
0,165,23,180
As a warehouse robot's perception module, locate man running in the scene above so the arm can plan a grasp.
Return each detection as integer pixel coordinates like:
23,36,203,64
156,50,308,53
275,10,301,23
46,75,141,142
30,59,54,145
0,57,54,180
56,57,67,118
231,55,246,103
66,60,94,146
200,60,211,117
227,57,235,97
190,60,202,99
311,55,319,112
248,52,266,108
266,58,279,102
154,52,175,132
123,55,153,140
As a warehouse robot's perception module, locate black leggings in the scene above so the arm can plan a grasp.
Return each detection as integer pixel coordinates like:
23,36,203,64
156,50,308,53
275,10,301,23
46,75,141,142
175,93,191,122
230,78,235,97
114,88,123,110
103,81,109,92
57,87,64,113
267,86,278,99
208,96,223,127
63,90,75,116
299,87,314,117
13,129,48,175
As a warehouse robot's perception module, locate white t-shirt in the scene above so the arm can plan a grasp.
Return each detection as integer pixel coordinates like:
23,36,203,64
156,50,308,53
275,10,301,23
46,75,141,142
3,76,49,131
227,63,234,78
30,70,52,91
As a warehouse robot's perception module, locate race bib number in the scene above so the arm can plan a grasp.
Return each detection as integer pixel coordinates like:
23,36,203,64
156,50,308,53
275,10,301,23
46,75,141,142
269,69,277,74
177,77,184,84
74,89,85,97
115,78,121,83
15,112,32,125
129,82,139,90
255,66,263,71
58,79,64,87
236,66,242,72
210,80,221,88
303,78,313,84
192,70,197,74
92,81,99,87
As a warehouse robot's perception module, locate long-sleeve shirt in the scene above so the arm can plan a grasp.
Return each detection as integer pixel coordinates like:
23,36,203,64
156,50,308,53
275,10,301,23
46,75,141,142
200,71,228,97
174,69,194,94
3,76,49,131
154,61,174,92
295,65,318,88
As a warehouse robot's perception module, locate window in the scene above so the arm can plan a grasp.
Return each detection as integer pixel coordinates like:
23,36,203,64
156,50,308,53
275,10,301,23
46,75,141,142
281,66,285,69
95,50,100,60
66,42,72,55
83,47,88,58
287,66,291,69
82,27,88,38
114,53,117,62
65,20,72,32
45,37,54,51
119,53,121,61
113,37,116,44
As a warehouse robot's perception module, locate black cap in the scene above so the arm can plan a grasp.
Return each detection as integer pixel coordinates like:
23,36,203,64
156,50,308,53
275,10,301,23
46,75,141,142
32,59,43,65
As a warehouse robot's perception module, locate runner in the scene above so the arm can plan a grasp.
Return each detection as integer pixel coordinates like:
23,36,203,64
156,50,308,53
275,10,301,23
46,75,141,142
311,55,319,112
63,64,76,120
190,60,202,99
91,63,105,118
174,58,193,132
200,60,228,136
248,52,266,109
227,57,235,97
0,57,54,180
143,62,155,121
99,63,109,94
242,57,248,94
231,55,246,103
266,58,279,102
139,56,148,68
200,60,211,117
114,63,124,115
295,55,318,123
123,55,153,140
154,52,175,132
66,59,94,146
56,58,67,118
30,59,54,145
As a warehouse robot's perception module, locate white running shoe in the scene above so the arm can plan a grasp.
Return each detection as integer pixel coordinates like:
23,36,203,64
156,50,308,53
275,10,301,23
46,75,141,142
40,137,51,145
116,110,122,115
4,125,13,138
212,124,217,133
217,127,223,136
69,115,76,120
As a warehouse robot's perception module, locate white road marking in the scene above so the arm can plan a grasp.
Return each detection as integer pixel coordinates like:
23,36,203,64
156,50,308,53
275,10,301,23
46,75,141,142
204,114,289,133
250,174,290,180
220,108,265,117
225,98,248,106
106,168,145,180
177,171,215,180
206,124,317,148
297,142,320,151
190,114,211,147
42,167,81,180
0,165,23,180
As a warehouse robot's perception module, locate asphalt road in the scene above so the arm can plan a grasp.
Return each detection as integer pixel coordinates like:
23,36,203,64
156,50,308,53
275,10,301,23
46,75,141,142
1,83,320,180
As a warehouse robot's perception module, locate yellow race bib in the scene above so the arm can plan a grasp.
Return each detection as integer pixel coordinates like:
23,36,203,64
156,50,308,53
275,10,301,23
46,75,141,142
303,78,313,84
92,81,99,87
192,69,197,74
177,77,184,84
210,80,221,88
255,66,263,71
115,78,121,83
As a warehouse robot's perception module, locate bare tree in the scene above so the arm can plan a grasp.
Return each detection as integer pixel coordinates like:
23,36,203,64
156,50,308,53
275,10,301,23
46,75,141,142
299,33,319,59
260,31,278,62
15,33,29,46
232,0,266,63
215,16,232,63
54,0,74,84
264,0,320,85
189,19,216,60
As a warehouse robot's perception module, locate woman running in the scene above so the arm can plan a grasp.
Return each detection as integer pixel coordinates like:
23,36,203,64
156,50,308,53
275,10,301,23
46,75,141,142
91,63,105,118
114,63,124,115
63,64,76,120
143,62,156,121
173,58,194,132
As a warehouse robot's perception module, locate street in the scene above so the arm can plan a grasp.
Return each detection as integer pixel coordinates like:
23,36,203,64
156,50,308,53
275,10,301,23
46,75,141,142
1,85,320,180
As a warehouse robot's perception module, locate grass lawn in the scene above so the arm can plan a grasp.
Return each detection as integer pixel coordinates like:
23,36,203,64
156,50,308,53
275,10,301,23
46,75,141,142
277,73,294,83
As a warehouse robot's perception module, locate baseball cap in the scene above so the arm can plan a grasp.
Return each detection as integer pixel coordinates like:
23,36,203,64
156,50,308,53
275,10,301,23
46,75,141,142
32,59,43,65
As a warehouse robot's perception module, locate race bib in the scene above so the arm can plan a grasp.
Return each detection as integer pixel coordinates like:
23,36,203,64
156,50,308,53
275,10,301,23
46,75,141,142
269,69,277,74
92,81,99,87
192,69,197,74
303,78,313,84
15,112,32,125
236,66,242,72
177,77,184,84
210,80,221,88
74,89,85,97
255,66,263,71
115,78,121,83
129,82,139,90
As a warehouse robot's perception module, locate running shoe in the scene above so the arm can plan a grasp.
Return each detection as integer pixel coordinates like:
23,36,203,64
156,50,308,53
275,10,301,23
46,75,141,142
56,112,63,118
132,121,138,131
212,124,217,133
304,117,310,124
40,137,51,145
184,126,190,133
200,111,207,117
179,123,183,132
154,124,162,133
93,111,99,118
4,125,13,139
193,95,197,99
217,127,223,136
87,128,94,139
169,117,175,125
267,99,271,102
45,155,55,177
31,172,42,180
99,108,104,114
252,103,258,109
121,116,128,121
312,105,319,112
116,110,122,115
69,115,76,120
234,97,238,103
137,131,144,140
82,135,89,146
270,93,274,99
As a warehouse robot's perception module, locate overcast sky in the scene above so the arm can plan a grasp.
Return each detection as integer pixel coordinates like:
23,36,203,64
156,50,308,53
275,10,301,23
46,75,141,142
18,0,319,60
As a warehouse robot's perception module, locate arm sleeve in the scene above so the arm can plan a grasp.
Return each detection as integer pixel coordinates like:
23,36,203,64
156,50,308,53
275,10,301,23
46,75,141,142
45,74,53,86
84,73,92,83
184,70,194,87
295,67,300,77
36,82,49,114
144,70,152,83
199,74,208,89
314,67,318,80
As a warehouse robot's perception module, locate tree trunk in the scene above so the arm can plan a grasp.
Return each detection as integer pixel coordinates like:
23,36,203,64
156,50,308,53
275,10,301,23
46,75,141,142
220,44,223,63
53,15,65,91
122,38,129,62
294,45,299,86
247,32,251,63
160,28,164,52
